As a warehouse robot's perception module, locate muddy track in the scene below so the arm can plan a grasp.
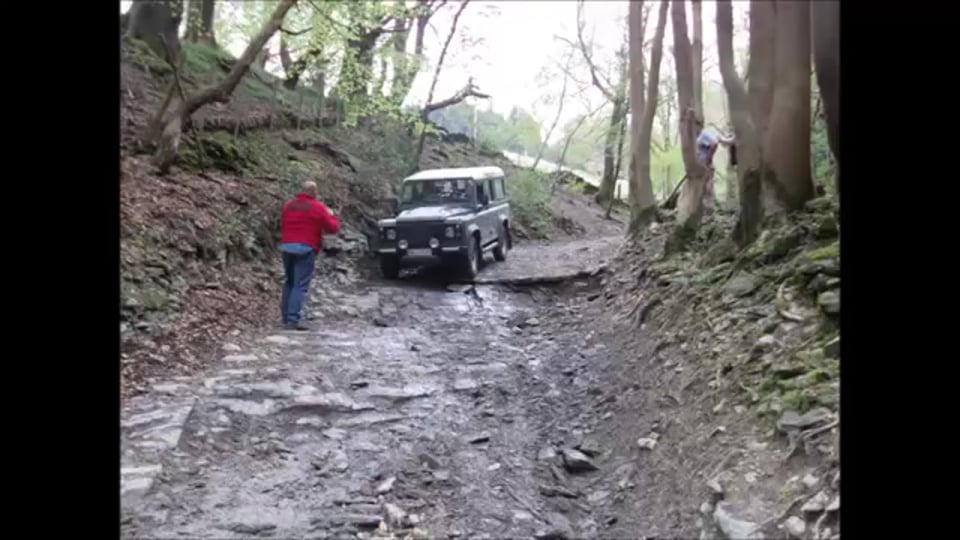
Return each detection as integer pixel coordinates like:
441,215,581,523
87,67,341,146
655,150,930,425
122,237,628,538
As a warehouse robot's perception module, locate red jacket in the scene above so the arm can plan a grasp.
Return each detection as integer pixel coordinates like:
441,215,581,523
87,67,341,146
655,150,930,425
280,193,340,252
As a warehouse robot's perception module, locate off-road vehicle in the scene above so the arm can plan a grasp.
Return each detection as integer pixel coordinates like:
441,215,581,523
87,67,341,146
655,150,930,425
376,166,512,279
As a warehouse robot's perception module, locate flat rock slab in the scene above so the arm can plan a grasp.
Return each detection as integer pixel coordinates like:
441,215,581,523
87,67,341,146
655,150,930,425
121,464,163,497
472,237,621,284
280,393,375,414
122,400,196,456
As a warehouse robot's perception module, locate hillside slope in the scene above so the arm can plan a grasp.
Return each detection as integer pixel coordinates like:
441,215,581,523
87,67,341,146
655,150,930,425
526,202,841,538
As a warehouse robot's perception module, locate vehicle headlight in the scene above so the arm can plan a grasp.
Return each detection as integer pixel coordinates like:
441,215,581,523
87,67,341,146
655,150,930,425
385,228,396,240
429,238,440,249
444,226,455,238
398,239,408,249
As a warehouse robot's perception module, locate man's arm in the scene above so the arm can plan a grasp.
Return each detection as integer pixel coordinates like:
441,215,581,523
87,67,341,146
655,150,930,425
313,201,341,235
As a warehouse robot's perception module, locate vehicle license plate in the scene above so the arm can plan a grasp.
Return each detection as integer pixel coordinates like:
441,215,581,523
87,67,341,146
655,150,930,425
407,248,433,257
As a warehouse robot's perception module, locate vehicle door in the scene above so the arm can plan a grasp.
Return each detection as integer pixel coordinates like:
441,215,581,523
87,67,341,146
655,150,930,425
490,176,507,240
474,180,489,245
483,178,497,244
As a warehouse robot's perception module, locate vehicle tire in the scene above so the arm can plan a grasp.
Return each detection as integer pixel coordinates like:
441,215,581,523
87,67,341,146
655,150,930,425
493,223,510,262
460,236,480,279
380,255,400,279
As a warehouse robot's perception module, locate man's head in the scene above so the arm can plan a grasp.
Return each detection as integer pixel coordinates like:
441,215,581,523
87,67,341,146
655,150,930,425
301,180,318,198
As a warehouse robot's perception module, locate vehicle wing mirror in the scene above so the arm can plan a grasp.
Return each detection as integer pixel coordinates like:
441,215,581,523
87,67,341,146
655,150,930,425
479,193,490,206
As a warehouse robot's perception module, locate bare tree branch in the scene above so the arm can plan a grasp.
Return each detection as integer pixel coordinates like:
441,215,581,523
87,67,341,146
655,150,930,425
423,78,490,114
415,0,473,167
281,25,313,36
575,0,615,101
532,49,575,172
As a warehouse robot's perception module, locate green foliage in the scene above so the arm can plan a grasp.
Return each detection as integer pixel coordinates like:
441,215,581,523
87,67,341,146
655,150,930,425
504,108,543,155
541,112,609,169
509,170,553,234
428,102,542,155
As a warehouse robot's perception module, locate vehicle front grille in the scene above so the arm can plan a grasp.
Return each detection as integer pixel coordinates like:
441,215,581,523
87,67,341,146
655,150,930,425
397,222,445,248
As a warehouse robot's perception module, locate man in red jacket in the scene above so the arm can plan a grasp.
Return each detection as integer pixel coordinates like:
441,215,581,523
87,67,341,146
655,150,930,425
279,180,340,330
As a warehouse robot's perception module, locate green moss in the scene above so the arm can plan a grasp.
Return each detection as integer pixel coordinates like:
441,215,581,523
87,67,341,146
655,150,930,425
778,369,831,390
124,38,172,74
781,389,814,412
803,241,840,262
181,42,234,77
795,348,826,367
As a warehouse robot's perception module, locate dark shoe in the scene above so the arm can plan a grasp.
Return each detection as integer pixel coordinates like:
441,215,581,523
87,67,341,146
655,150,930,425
284,323,311,331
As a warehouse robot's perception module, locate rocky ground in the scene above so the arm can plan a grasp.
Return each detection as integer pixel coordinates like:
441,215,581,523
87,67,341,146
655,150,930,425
121,40,839,539
122,198,840,539
122,237,631,539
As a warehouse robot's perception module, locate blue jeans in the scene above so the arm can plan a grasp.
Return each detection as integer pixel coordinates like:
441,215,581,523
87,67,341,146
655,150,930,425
281,250,316,325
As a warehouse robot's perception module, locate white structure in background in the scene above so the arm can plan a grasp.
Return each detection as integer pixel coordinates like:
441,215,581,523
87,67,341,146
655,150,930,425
500,150,630,201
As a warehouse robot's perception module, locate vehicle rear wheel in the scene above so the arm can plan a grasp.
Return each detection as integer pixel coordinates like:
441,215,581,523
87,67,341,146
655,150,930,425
460,236,480,279
493,223,510,262
380,255,400,279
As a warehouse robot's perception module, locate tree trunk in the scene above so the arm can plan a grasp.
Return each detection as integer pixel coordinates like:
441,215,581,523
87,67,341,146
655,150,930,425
764,0,814,210
660,78,673,151
692,0,708,214
185,0,202,42
628,0,669,232
613,107,628,187
414,0,471,168
126,0,184,60
388,10,411,104
532,59,571,173
748,0,775,143
666,0,711,252
725,153,738,208
335,29,381,108
314,70,327,115
812,0,839,191
199,0,216,45
147,0,297,174
595,96,625,205
576,0,633,208
717,0,763,247
279,35,293,74
691,0,704,119
556,115,590,171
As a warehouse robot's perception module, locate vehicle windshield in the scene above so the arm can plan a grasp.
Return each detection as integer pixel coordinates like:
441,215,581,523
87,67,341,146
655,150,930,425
400,179,473,205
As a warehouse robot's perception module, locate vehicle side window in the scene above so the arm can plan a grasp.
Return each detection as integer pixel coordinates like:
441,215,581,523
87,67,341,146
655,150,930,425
483,179,494,201
491,177,505,200
476,181,485,201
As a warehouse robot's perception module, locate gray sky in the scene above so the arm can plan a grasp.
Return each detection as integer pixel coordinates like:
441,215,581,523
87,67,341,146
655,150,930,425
121,1,749,141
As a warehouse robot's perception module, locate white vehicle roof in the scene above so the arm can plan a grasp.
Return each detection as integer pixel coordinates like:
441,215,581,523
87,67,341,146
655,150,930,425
404,166,505,182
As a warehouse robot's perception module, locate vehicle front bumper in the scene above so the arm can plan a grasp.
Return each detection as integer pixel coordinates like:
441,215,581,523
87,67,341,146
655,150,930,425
377,245,466,259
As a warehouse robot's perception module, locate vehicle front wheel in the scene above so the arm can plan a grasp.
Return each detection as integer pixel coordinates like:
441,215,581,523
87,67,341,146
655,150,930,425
380,255,400,279
460,236,480,279
493,224,510,262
